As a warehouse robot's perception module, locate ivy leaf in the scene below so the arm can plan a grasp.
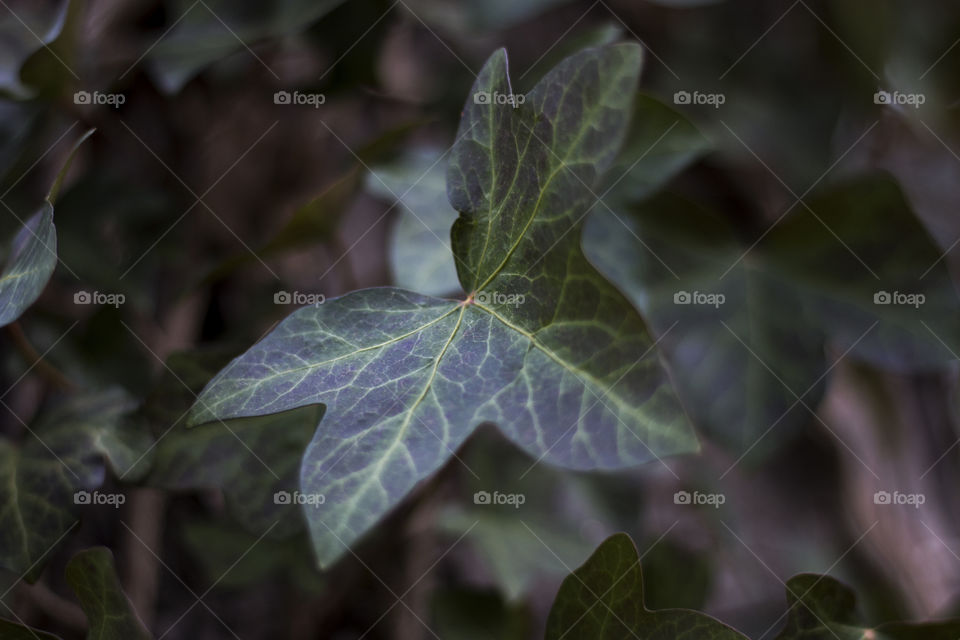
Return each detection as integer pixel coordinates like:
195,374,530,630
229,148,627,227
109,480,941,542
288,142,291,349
380,96,708,298
545,533,746,639
583,193,827,455
189,44,694,568
65,547,152,640
369,147,460,296
0,0,69,99
775,574,960,639
0,128,93,328
0,203,57,327
0,390,151,580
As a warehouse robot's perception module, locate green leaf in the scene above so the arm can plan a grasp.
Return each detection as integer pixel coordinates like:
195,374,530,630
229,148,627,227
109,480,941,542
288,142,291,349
0,390,151,580
189,44,694,568
0,127,93,328
369,147,460,296
545,533,746,639
65,547,151,640
148,405,322,537
0,203,57,327
0,0,69,98
379,95,708,298
583,193,827,454
775,574,960,640
147,0,345,93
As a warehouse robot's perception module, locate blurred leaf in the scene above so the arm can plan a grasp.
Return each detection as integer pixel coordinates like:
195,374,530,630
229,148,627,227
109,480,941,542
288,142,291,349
644,0,726,5
545,533,746,639
55,174,175,307
439,433,613,599
180,520,322,591
0,102,40,187
0,618,61,639
761,174,960,371
517,23,623,89
402,0,574,33
148,0,346,93
370,147,460,296
604,93,711,202
148,405,322,538
432,588,530,640
194,120,420,290
65,547,151,640
583,193,827,455
0,389,149,581
775,574,960,639
0,127,92,327
188,44,693,568
141,348,235,432
0,0,69,98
